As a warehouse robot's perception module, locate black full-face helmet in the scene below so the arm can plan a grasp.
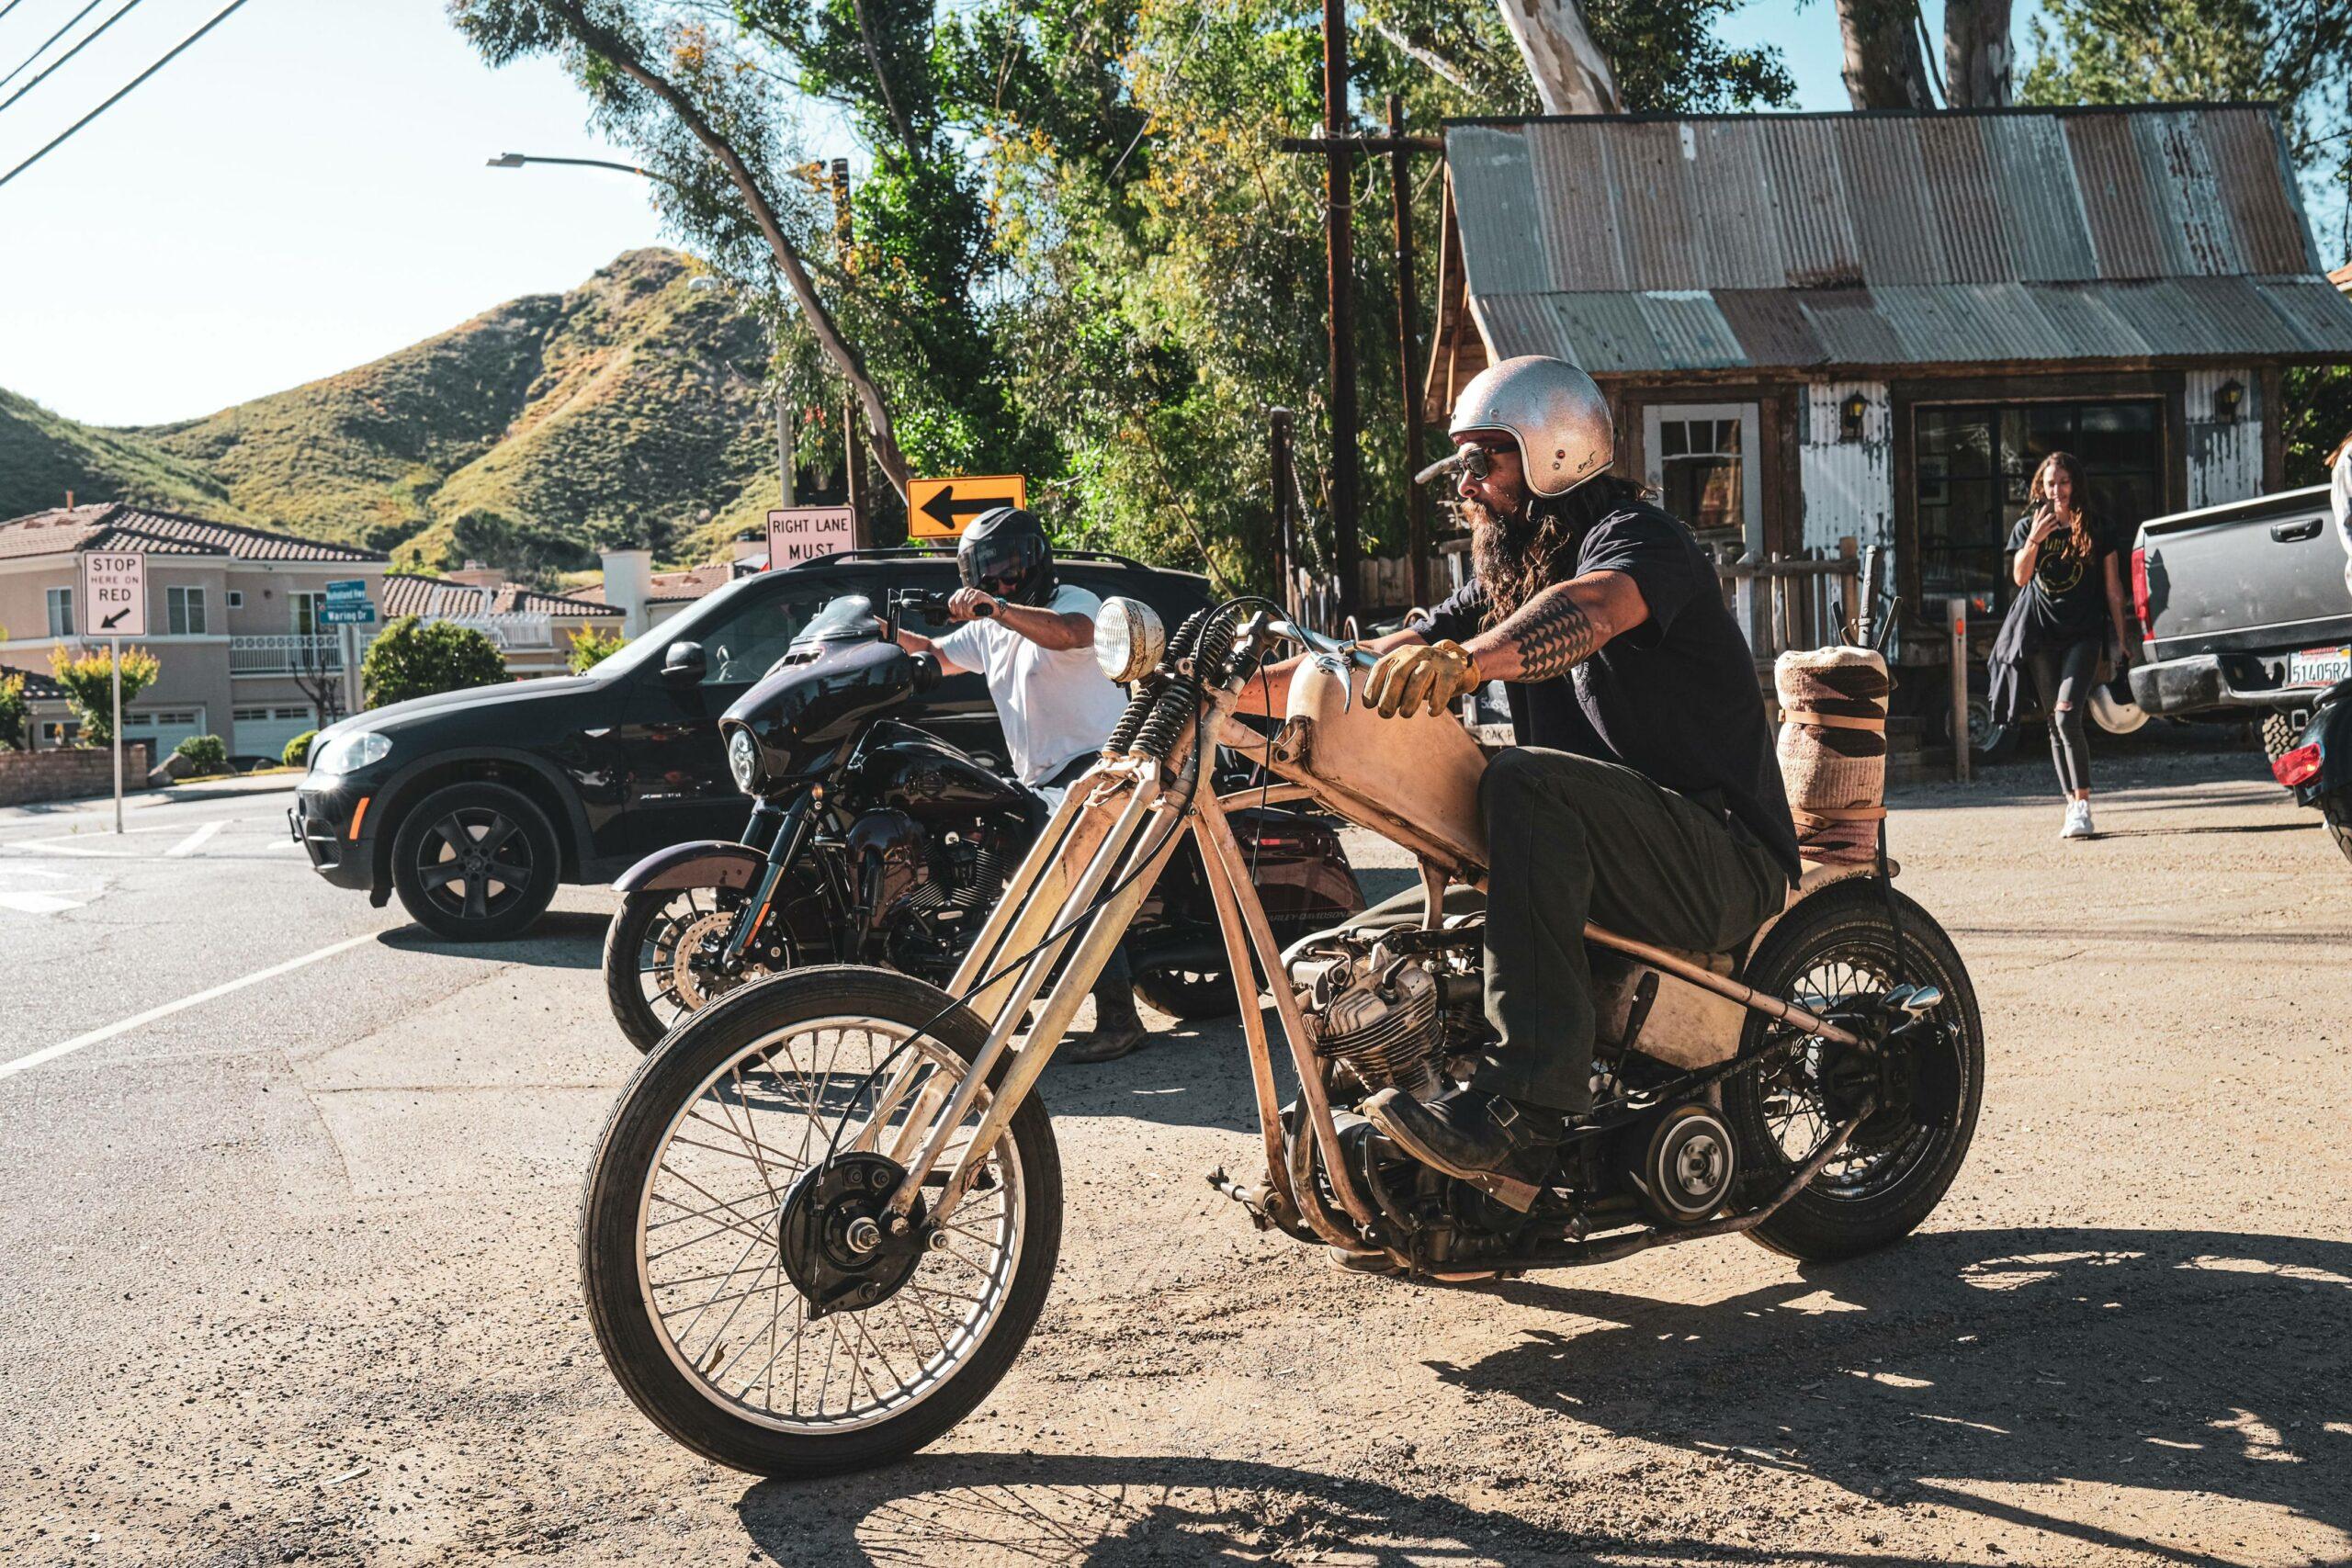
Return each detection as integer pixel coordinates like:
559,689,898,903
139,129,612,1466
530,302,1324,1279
956,506,1056,607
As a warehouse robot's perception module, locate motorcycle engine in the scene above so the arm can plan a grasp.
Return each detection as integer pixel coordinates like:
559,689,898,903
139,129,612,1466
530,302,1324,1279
1293,929,1484,1101
882,821,1006,974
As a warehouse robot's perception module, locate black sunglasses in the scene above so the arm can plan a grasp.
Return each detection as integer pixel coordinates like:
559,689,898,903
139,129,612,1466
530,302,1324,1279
1412,446,1499,486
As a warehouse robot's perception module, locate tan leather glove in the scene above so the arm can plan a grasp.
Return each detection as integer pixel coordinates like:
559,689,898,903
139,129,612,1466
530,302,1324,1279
1363,639,1481,719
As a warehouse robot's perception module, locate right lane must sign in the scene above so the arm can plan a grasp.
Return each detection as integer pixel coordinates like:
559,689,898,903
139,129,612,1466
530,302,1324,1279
78,551,147,637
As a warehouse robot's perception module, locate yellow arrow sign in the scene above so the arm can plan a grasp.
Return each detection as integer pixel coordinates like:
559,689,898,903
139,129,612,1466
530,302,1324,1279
908,474,1026,540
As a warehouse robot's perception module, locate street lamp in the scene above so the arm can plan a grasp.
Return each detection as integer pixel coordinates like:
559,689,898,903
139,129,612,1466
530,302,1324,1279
486,151,669,183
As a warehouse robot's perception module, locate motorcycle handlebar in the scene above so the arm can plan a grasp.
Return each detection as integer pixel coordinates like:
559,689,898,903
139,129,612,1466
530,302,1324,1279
1259,615,1379,671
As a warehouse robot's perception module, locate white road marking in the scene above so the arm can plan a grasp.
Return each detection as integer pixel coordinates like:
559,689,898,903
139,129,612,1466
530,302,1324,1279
0,933,377,1083
164,819,228,857
5,840,130,858
0,891,85,914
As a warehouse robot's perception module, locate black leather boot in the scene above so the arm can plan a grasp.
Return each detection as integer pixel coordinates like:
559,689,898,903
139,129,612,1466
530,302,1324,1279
1362,1085,1566,1211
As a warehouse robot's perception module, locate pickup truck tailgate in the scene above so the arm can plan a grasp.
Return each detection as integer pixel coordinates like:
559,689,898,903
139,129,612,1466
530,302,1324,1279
2140,487,2352,661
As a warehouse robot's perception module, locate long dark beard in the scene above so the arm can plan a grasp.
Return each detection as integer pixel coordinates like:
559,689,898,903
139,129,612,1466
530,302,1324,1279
1466,498,1579,626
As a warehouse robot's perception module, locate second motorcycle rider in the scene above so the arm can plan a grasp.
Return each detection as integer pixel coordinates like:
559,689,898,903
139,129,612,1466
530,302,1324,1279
888,505,1151,1062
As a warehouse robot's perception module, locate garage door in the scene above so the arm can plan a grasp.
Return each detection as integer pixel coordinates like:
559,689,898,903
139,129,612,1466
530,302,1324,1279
233,705,315,760
122,707,209,761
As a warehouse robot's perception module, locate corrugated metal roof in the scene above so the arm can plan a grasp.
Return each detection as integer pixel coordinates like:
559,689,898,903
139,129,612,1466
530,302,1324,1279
1445,107,2352,373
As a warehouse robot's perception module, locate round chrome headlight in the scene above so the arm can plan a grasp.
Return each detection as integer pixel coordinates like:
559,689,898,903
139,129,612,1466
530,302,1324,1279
1093,596,1165,684
727,728,762,793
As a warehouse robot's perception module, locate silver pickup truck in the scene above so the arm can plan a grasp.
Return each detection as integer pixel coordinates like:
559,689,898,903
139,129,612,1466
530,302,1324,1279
2129,485,2352,754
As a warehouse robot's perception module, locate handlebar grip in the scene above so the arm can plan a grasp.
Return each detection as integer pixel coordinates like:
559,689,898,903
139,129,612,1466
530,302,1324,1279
971,598,998,618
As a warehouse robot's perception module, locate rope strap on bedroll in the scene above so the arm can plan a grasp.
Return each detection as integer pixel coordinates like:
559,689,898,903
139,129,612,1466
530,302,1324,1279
1775,648,1890,866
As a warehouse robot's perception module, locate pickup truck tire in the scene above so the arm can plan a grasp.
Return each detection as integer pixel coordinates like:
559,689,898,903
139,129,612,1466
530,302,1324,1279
390,782,560,942
2261,712,2304,767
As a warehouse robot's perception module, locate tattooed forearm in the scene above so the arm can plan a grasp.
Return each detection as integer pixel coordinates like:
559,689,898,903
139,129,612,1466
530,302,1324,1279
1463,572,1642,683
1485,584,1600,681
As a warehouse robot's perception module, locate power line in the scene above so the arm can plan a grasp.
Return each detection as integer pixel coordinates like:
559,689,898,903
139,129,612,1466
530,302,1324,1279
0,0,105,94
0,0,255,193
0,0,37,28
0,0,152,117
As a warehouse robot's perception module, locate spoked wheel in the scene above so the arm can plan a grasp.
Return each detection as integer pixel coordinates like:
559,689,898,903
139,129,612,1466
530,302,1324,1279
580,966,1062,1477
605,886,783,1053
390,782,558,942
1724,880,1984,1262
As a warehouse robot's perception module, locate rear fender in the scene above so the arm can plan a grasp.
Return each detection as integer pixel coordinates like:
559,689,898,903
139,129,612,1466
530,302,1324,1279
614,840,766,894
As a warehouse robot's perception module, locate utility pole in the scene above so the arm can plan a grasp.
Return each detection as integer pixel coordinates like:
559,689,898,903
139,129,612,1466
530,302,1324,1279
1387,94,1430,609
831,157,869,547
1270,408,1296,621
1320,0,1361,624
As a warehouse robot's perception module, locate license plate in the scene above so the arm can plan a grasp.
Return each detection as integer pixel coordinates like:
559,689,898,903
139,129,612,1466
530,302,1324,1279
2289,646,2352,686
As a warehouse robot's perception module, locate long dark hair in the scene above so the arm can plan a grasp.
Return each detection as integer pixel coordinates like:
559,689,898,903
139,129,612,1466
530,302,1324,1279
1474,474,1646,626
2030,451,2093,558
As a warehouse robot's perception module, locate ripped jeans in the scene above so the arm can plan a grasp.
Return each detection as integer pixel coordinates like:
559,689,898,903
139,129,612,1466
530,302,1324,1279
2028,639,2100,796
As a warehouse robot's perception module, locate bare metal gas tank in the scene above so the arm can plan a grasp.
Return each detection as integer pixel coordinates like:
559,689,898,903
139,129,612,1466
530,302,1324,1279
1265,659,1488,878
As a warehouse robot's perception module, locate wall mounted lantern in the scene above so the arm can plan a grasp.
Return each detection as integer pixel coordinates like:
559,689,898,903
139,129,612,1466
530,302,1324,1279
1839,391,1869,443
2214,379,2245,424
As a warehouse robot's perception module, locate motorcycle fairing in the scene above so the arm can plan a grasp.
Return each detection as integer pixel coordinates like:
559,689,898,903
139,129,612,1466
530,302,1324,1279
612,839,765,894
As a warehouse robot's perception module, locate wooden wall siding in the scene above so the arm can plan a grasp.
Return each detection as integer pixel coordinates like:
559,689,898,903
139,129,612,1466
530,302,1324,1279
1798,381,1895,554
2183,367,2264,510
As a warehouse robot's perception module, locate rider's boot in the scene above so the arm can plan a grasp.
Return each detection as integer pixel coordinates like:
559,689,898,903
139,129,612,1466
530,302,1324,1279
1060,981,1148,1064
1362,1085,1566,1211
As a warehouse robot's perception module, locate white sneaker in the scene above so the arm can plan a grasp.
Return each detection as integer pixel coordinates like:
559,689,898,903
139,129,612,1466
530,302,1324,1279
2060,801,2094,840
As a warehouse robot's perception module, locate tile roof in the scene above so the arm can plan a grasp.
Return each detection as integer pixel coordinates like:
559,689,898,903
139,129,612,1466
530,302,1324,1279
377,574,618,619
0,665,68,701
0,503,387,564
1445,106,2352,376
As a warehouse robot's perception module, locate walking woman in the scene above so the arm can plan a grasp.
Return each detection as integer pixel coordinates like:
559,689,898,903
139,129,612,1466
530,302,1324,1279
1986,451,2134,839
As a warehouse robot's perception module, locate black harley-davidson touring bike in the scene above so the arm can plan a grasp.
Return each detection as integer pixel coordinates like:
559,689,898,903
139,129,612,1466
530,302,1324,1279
576,596,1984,1476
601,591,1366,1049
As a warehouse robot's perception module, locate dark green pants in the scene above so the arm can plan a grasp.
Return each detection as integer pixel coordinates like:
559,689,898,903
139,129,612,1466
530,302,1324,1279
1350,748,1788,1114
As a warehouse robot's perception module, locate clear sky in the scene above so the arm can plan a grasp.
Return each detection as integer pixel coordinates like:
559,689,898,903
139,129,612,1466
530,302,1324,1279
6,0,2320,434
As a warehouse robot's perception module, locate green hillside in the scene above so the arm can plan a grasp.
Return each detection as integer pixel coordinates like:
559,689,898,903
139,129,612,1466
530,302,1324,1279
1,249,785,575
0,387,248,524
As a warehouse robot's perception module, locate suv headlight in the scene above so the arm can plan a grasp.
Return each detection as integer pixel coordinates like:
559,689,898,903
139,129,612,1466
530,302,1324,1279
727,728,763,793
311,730,390,776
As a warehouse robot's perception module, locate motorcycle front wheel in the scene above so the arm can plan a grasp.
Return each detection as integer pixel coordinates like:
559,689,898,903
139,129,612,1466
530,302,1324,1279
605,885,818,1053
580,966,1062,1477
1722,880,1984,1263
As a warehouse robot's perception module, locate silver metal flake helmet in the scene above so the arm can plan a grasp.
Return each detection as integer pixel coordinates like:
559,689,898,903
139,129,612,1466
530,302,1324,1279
1444,355,1614,499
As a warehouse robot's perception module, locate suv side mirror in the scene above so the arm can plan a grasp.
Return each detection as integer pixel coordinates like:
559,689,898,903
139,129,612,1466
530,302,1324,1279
662,640,707,682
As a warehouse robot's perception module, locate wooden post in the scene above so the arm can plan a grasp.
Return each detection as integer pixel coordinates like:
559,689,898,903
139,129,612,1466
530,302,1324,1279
1321,0,1360,624
1387,94,1429,610
1947,596,1970,784
1271,408,1297,621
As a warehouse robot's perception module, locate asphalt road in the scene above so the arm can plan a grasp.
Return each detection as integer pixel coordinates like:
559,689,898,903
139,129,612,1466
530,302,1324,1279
1,743,2346,1568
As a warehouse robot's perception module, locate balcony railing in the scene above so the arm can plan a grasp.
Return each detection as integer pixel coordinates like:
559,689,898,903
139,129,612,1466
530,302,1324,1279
230,634,346,674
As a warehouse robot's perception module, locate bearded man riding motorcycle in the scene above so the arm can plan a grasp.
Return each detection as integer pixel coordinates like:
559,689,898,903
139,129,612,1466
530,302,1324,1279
1238,355,1801,1190
888,505,1152,1062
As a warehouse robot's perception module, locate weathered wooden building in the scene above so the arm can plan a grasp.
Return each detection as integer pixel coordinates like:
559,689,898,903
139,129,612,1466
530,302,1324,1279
1426,105,2352,678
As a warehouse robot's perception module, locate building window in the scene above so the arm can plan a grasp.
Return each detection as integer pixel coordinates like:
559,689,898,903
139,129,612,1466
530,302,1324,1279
1657,415,1747,537
167,585,208,636
46,586,74,637
292,592,325,636
1914,400,2164,606
226,590,244,609
234,707,268,724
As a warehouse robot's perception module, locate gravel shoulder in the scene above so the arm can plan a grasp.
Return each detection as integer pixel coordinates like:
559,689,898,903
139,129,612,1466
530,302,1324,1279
1,740,2346,1567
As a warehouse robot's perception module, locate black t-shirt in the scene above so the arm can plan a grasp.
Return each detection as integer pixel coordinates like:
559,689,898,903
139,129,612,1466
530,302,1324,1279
2004,511,2117,647
1425,498,1800,884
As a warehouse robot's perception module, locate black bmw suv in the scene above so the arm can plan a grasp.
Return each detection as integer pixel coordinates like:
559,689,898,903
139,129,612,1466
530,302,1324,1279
290,547,1214,941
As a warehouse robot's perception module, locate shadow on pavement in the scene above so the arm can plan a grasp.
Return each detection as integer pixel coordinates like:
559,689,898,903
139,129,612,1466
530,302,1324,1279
731,1227,2346,1566
376,908,608,969
1433,1226,2350,1564
737,1450,1912,1567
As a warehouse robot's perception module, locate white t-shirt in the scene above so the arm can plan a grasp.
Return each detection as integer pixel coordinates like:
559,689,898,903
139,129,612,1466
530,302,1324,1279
937,583,1130,786
2332,443,2352,595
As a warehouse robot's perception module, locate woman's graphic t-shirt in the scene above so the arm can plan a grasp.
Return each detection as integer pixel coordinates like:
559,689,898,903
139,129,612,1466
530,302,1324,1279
2005,511,2116,647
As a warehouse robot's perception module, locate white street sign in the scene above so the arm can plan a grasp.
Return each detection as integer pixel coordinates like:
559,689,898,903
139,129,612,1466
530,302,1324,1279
79,551,147,637
765,507,855,570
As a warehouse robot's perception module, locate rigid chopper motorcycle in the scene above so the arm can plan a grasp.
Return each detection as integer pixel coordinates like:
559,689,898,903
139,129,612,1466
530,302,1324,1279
577,596,1984,1476
602,589,1366,1050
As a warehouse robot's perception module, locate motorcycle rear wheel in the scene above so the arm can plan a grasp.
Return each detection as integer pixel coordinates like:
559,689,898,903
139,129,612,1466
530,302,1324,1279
1130,963,1239,1021
580,967,1063,1476
1722,881,1983,1263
